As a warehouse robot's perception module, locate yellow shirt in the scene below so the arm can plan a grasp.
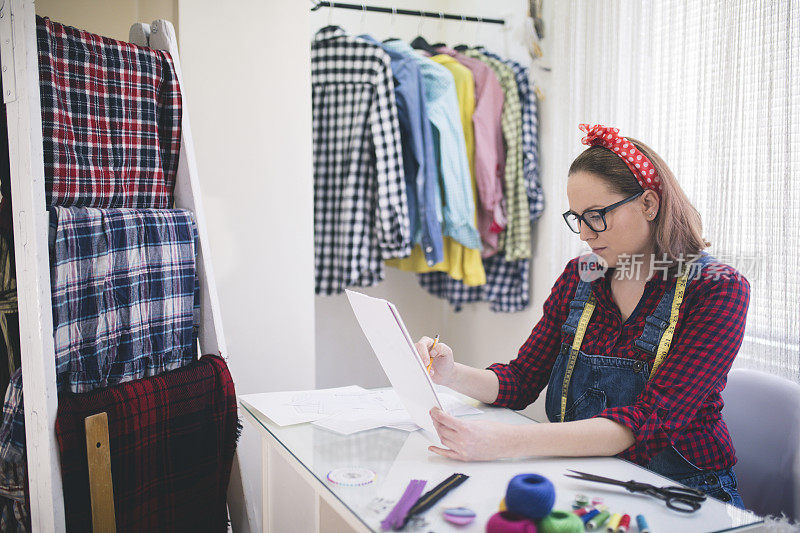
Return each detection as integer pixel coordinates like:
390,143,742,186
387,55,486,286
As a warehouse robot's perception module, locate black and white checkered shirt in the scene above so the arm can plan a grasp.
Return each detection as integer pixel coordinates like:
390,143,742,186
312,26,411,295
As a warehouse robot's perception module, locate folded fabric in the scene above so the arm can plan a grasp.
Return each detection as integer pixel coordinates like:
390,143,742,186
37,16,182,208
0,495,27,533
49,207,199,391
0,233,20,388
0,457,27,532
55,354,238,533
0,373,23,464
0,207,200,463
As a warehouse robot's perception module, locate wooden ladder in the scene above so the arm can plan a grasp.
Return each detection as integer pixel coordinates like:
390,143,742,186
0,2,243,530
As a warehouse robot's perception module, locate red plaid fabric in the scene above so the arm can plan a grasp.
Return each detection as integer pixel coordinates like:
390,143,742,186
37,16,182,208
489,257,750,470
55,355,238,532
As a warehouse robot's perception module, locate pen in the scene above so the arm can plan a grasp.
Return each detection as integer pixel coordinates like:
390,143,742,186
426,334,439,373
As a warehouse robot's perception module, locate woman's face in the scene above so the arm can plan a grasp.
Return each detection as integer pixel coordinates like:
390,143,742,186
566,171,659,270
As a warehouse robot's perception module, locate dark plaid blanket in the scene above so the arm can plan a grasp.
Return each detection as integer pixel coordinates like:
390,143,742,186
55,355,238,532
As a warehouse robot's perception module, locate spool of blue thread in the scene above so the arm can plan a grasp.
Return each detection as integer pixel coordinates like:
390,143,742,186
636,514,650,533
581,508,600,524
505,474,556,520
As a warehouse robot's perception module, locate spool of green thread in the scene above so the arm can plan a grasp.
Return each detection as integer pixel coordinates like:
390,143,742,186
572,493,589,509
586,510,610,531
538,510,584,533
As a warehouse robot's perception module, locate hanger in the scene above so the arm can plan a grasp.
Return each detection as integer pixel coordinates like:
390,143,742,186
327,1,335,26
411,35,438,54
384,7,400,42
427,13,449,50
410,14,439,54
359,3,368,33
453,15,480,51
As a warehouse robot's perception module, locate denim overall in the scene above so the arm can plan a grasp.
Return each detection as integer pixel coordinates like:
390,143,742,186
544,253,745,508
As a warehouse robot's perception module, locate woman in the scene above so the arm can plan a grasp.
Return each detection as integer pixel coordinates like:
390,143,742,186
415,124,749,508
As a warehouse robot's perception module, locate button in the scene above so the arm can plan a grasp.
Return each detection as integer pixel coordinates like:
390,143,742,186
706,475,717,484
425,246,432,253
632,361,644,372
427,260,434,266
721,493,731,502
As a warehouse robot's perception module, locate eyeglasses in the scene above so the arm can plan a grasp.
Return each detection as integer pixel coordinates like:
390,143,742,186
562,192,643,233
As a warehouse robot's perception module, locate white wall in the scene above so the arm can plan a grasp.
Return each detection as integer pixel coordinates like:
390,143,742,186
36,0,177,41
312,0,584,423
177,1,316,532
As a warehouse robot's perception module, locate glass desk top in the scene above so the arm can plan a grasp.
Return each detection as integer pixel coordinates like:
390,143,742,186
240,389,763,533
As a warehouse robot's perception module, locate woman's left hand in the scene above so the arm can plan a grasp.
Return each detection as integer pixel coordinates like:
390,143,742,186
428,407,518,461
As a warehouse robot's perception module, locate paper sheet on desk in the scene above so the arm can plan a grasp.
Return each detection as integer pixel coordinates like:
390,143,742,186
311,390,481,435
239,385,371,426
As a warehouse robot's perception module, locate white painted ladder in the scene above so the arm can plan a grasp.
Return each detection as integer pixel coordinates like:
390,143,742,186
0,1,242,530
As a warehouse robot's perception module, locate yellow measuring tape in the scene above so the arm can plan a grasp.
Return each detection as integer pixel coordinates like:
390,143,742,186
559,269,691,423
560,295,596,422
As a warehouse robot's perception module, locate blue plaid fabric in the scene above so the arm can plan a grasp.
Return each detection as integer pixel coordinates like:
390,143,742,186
0,372,23,465
0,446,26,529
417,253,530,313
0,207,200,463
479,49,543,222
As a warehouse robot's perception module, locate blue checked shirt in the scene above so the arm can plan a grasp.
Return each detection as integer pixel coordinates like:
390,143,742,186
418,254,530,313
0,208,200,463
383,40,481,252
359,35,444,265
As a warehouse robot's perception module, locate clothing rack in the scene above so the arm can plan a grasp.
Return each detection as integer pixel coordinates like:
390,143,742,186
0,1,240,530
310,1,506,26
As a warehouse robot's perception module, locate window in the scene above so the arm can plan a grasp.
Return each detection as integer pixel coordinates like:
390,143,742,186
553,0,800,381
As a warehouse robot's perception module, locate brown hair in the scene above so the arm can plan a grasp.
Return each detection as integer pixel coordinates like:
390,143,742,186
568,138,710,268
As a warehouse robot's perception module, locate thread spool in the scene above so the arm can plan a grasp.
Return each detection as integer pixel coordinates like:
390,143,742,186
505,474,556,520
586,510,610,530
538,510,584,533
617,514,631,533
636,514,650,533
486,511,538,533
573,506,593,517
606,513,622,532
581,509,600,524
572,494,589,509
499,498,507,512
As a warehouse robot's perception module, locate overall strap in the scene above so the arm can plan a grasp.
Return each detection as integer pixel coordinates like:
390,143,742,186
561,279,593,336
633,253,716,378
649,270,689,378
560,284,596,422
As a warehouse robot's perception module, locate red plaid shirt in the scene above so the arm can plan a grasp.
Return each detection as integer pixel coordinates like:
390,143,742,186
489,256,750,470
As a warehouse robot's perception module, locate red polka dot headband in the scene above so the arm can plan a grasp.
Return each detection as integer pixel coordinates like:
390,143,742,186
579,124,662,196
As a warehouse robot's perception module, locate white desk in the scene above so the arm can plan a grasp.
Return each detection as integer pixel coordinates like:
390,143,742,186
240,389,764,533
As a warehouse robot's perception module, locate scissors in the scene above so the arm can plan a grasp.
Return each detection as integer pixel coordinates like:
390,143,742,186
565,470,707,513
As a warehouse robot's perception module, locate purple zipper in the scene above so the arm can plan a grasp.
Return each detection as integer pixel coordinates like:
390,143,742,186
380,479,426,531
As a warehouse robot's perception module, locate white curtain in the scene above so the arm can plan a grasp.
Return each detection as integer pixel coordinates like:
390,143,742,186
550,0,800,381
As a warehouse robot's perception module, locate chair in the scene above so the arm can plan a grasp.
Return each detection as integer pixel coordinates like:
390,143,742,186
722,367,800,520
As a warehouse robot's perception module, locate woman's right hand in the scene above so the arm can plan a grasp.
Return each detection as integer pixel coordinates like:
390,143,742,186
415,336,457,386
